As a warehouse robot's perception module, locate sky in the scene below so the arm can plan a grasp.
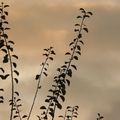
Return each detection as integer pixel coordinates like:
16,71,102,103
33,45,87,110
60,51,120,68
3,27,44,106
0,0,120,120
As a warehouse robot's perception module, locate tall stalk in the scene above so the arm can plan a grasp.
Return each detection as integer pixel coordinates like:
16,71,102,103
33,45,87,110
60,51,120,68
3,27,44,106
27,47,56,120
0,2,20,120
39,8,93,120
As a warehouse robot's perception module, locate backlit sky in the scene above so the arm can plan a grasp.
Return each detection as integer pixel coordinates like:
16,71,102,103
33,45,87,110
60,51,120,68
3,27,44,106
0,0,120,120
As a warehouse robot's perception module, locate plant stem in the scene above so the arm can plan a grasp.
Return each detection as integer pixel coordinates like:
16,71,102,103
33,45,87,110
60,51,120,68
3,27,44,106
27,49,51,120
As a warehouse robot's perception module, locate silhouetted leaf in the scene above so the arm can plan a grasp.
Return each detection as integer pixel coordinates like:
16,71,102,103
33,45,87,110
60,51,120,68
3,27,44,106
58,115,64,118
60,95,65,102
13,62,17,68
74,29,79,32
14,78,18,84
75,24,80,26
22,115,27,118
0,88,4,91
35,75,40,80
0,100,4,103
13,115,18,118
12,55,18,59
40,106,46,109
49,112,54,118
84,15,90,18
3,54,8,63
0,68,5,73
76,16,82,18
65,52,71,55
43,72,47,77
76,51,81,55
66,79,70,86
67,69,72,77
4,11,8,16
14,70,19,76
0,96,4,99
83,27,88,33
8,41,14,44
78,34,82,38
51,50,56,55
4,5,10,8
56,102,62,109
49,57,53,61
77,45,81,50
71,65,77,70
37,115,41,120
1,49,7,53
14,91,19,96
0,40,4,48
87,12,93,16
1,15,5,20
3,34,8,39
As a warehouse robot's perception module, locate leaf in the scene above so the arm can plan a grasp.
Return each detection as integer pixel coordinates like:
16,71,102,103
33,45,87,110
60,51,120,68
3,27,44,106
8,41,14,44
87,11,93,16
60,95,65,102
40,106,46,109
4,5,10,8
77,45,81,50
49,112,54,118
83,27,88,33
14,78,19,84
14,70,19,76
1,15,5,20
76,51,81,55
0,88,4,91
56,102,62,109
65,52,71,55
58,115,64,118
12,55,18,59
22,115,27,118
1,49,7,53
37,115,41,120
3,34,8,39
71,65,77,70
14,91,19,96
13,115,18,118
79,40,84,45
67,69,72,77
51,50,56,55
84,15,90,18
0,96,4,99
74,29,79,32
4,74,9,79
74,56,78,60
69,41,74,46
49,57,53,61
78,33,82,38
13,62,17,68
3,54,8,63
0,68,5,73
4,11,8,16
35,74,40,80
66,79,70,86
0,40,4,48
75,24,80,26
43,72,47,77
76,16,82,18
0,100,4,103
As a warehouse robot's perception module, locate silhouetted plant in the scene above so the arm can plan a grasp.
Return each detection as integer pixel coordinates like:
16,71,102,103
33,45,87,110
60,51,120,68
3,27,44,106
39,8,92,120
0,2,21,120
0,2,93,120
97,113,104,120
58,106,79,120
27,47,56,120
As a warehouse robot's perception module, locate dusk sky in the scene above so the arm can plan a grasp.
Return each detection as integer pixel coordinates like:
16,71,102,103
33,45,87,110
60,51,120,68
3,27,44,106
0,0,120,120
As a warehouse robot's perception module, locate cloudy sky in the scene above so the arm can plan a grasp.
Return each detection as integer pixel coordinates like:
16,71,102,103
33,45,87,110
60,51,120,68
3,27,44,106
0,0,120,120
